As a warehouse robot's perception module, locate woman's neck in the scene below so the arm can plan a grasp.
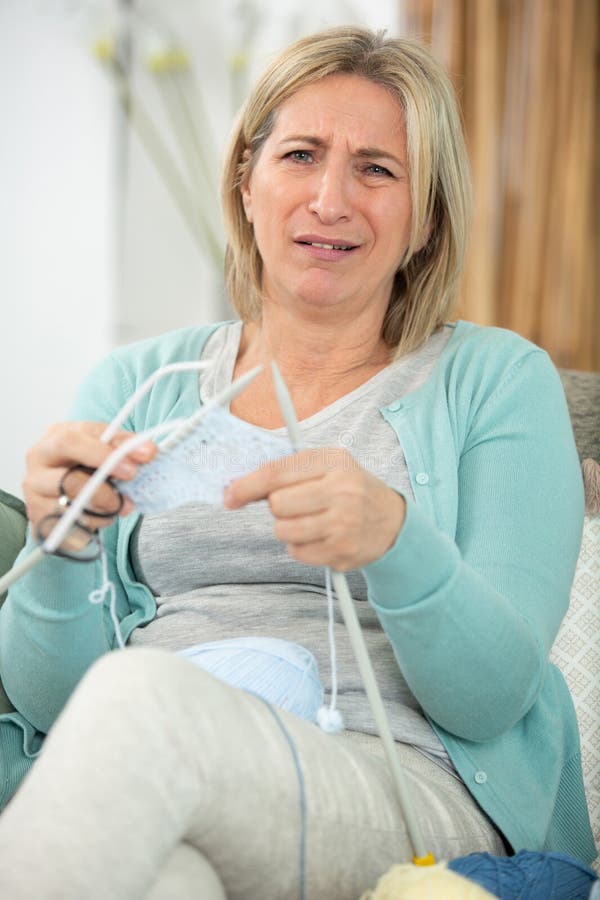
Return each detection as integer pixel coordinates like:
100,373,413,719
237,308,391,388
230,308,391,426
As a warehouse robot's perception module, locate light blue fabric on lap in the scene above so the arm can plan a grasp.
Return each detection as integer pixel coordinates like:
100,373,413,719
177,636,324,722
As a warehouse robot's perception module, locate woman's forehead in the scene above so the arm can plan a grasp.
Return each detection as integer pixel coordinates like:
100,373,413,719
267,75,406,148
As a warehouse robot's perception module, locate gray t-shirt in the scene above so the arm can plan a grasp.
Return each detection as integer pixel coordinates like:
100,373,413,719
130,322,456,771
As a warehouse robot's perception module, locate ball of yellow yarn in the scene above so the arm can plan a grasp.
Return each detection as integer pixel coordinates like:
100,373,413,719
360,862,496,899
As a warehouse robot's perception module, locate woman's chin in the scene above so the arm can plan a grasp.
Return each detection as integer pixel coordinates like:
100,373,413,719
284,280,365,312
262,271,391,321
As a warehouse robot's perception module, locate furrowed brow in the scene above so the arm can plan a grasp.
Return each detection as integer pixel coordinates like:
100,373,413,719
278,135,326,148
356,147,407,170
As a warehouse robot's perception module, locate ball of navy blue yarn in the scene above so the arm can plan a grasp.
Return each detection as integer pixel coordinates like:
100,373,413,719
448,850,598,899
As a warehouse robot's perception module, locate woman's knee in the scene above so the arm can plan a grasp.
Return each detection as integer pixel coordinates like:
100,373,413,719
147,843,227,900
70,647,181,716
73,646,251,731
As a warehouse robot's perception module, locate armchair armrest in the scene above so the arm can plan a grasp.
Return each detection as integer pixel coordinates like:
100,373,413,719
0,489,27,714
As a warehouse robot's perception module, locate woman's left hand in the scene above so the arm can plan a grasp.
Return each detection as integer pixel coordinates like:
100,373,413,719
223,448,406,571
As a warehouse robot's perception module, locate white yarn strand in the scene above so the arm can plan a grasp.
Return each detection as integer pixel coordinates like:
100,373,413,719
88,535,125,650
316,568,344,733
325,567,339,709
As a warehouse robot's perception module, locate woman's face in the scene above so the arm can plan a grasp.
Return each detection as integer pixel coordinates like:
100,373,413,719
241,74,413,322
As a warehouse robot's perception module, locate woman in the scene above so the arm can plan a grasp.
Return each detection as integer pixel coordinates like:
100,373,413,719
0,25,595,899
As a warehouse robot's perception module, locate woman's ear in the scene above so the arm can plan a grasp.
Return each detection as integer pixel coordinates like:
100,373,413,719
240,149,253,224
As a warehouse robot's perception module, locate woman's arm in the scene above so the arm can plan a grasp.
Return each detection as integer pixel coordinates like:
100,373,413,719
0,354,152,733
364,349,583,741
227,346,582,743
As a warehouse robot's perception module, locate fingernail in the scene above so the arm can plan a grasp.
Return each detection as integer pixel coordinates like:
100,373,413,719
133,443,153,461
116,461,136,479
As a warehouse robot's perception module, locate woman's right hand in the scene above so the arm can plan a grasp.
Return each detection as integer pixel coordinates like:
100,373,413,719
22,422,157,533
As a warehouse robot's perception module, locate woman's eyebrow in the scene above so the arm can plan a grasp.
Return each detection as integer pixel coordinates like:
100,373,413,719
277,136,406,170
278,134,325,147
356,147,407,170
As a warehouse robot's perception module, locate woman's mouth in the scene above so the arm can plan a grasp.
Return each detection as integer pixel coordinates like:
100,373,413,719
299,240,356,251
295,237,359,258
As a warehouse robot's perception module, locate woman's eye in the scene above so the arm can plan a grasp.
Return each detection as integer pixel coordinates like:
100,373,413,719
364,164,394,178
286,150,313,163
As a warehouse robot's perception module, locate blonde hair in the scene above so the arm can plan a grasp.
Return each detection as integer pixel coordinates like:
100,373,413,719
221,25,472,357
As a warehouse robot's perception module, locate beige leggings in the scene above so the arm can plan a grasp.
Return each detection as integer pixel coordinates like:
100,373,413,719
0,647,506,899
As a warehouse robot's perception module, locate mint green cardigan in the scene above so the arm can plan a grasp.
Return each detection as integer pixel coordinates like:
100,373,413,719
0,321,596,863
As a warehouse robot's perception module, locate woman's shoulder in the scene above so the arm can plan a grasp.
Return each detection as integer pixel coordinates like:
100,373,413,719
70,322,234,423
447,320,543,362
437,320,564,416
441,320,555,388
107,322,233,380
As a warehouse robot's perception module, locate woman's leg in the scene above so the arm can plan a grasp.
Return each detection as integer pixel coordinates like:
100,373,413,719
147,843,227,900
0,647,504,899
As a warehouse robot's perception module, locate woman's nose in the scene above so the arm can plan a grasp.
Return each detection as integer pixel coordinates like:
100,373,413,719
307,163,352,223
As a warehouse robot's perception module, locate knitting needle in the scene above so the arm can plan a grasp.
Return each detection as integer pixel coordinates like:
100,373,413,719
101,361,212,443
47,366,264,553
270,361,434,865
0,421,184,596
1,364,217,595
0,365,263,596
159,365,262,451
0,546,45,596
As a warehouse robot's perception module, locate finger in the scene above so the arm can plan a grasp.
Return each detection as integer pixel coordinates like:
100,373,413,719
29,422,111,468
268,480,330,518
285,538,355,571
120,497,136,517
224,449,334,509
23,423,154,531
23,465,69,503
108,433,157,467
77,512,117,531
30,423,153,478
60,469,124,517
25,452,130,508
22,463,71,527
273,510,331,545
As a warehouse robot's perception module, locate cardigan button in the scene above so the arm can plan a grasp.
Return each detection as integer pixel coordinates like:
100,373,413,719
415,472,429,485
474,771,488,784
388,401,403,412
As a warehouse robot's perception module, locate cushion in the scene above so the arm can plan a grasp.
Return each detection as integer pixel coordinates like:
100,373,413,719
550,514,600,871
0,490,26,713
0,490,27,606
559,369,600,464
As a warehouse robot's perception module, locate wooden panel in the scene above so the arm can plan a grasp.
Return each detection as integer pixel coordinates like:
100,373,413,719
399,0,599,370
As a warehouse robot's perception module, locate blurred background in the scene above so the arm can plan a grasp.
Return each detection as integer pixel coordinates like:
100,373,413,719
1,0,598,497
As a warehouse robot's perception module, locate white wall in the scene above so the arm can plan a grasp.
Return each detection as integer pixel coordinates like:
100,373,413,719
118,0,400,343
0,3,114,497
0,0,399,500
